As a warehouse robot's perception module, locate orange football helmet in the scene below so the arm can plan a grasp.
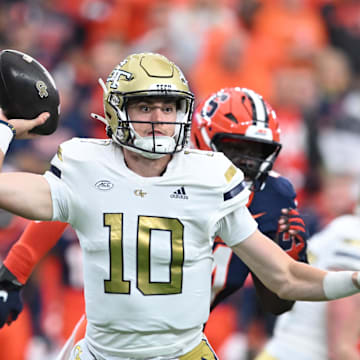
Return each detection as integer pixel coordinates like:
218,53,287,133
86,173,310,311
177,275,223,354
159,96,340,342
191,87,282,190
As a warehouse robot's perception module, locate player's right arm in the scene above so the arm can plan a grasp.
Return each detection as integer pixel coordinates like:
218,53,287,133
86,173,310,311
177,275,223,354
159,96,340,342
0,112,53,220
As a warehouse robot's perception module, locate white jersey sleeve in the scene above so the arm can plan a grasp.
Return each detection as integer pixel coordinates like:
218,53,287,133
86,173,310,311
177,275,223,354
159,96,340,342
43,140,78,224
215,205,257,247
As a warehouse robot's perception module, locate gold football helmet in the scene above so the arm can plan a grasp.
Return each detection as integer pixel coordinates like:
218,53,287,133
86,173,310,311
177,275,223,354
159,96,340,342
92,53,194,159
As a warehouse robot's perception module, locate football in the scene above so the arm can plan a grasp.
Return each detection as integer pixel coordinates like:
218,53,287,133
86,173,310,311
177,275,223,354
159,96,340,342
0,49,60,135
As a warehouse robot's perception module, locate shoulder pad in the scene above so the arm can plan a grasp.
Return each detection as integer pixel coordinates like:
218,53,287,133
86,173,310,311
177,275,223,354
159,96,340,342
265,173,296,200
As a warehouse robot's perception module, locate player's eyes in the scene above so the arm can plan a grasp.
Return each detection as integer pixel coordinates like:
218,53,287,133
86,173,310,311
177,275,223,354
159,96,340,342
132,103,176,114
163,106,175,113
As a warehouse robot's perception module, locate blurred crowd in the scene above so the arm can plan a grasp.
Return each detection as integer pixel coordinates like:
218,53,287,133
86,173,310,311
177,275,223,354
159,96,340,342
0,0,360,359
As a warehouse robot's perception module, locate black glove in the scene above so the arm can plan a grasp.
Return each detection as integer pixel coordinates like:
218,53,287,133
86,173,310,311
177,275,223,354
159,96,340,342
0,264,23,327
276,208,308,262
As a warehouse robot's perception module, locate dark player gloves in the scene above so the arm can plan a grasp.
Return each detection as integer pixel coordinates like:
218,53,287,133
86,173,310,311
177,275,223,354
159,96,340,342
0,264,23,327
276,208,308,263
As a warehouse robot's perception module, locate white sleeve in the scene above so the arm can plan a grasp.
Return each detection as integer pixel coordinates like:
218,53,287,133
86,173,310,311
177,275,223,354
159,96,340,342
43,171,71,223
215,205,258,247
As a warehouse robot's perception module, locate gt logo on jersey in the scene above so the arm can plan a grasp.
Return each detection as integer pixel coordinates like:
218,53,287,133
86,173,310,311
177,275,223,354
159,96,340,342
134,189,147,197
74,345,82,360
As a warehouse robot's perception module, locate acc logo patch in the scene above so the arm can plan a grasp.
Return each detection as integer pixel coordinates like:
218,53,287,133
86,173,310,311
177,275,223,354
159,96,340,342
95,180,114,191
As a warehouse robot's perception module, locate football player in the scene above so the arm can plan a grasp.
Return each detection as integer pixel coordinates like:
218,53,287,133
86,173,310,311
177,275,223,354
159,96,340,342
256,212,360,360
0,88,307,357
0,53,359,360
191,87,308,315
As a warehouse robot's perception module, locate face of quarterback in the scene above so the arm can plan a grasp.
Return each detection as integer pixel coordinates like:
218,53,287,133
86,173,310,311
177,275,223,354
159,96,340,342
126,97,178,139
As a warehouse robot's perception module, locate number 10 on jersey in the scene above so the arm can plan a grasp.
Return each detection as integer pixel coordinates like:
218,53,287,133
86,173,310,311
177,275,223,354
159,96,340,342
104,213,185,295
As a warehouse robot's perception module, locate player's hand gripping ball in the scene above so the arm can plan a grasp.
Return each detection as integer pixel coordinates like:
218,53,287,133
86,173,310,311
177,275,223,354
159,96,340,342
0,49,60,135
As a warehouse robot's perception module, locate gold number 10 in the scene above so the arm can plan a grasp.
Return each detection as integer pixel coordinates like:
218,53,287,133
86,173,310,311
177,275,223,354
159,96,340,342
104,213,184,295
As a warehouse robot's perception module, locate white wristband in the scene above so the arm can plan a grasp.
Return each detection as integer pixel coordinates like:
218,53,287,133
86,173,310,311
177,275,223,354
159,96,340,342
0,121,15,155
323,271,360,300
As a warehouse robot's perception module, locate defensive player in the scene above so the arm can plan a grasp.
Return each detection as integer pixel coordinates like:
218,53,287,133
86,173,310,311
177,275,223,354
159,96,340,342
191,87,308,313
255,212,360,359
0,53,359,360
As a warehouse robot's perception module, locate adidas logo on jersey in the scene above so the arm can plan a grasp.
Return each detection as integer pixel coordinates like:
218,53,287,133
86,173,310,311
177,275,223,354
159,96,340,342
170,186,188,200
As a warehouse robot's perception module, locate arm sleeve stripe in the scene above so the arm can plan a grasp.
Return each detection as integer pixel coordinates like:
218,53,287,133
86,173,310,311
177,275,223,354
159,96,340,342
50,164,62,178
223,181,246,201
334,251,360,261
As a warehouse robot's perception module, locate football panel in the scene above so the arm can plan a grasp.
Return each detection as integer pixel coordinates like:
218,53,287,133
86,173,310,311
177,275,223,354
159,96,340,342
0,50,60,135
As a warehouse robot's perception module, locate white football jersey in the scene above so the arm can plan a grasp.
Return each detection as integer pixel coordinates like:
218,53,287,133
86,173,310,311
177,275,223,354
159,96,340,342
265,215,360,360
44,138,257,358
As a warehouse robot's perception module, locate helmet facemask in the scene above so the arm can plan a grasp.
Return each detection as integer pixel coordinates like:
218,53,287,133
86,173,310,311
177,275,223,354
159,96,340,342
212,134,281,191
113,94,193,159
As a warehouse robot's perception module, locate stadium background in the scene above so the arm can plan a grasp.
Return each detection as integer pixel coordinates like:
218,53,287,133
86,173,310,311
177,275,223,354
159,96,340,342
0,0,359,358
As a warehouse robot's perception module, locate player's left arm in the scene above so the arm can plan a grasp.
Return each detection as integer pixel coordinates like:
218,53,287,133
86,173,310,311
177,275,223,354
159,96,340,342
231,229,360,301
251,272,294,314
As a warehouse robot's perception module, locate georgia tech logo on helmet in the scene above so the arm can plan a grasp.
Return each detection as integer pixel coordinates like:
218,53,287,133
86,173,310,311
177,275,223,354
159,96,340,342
107,66,133,89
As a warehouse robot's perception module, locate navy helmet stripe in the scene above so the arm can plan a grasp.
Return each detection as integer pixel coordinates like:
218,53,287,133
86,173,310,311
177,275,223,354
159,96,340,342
50,164,62,178
223,181,246,201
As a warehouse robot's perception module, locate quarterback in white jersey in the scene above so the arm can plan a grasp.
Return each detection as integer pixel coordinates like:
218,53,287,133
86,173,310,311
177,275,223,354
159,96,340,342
44,138,256,358
256,214,360,360
0,52,359,360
